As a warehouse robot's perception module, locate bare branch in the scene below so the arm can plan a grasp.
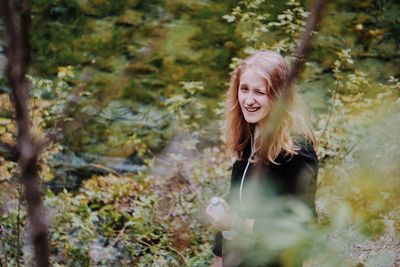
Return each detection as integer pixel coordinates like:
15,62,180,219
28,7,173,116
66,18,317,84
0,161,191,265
0,0,50,266
289,0,328,80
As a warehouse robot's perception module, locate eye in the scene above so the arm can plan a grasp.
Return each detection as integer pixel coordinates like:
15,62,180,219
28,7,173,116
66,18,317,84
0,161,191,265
256,90,266,95
240,85,248,91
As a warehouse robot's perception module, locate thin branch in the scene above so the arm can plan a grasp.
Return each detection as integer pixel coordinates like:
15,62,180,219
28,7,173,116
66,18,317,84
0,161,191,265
110,224,128,247
88,163,121,177
0,0,50,266
133,236,153,248
16,182,23,267
320,83,338,140
320,99,399,181
167,245,191,267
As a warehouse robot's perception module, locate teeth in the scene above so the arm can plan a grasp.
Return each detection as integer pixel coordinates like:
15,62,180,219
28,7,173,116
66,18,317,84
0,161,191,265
246,107,259,112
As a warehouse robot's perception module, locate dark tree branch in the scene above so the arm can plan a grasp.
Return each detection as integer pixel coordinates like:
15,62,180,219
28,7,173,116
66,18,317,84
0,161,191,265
262,0,328,149
0,0,50,266
289,0,328,81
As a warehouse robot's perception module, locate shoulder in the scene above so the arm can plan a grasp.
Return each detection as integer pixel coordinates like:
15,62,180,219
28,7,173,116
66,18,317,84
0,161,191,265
295,140,318,164
277,139,318,167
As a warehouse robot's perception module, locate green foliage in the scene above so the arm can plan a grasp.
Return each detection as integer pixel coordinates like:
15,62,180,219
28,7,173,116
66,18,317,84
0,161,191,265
223,0,310,70
0,183,24,266
165,81,206,132
1,147,230,265
77,0,128,17
28,66,77,129
316,49,399,165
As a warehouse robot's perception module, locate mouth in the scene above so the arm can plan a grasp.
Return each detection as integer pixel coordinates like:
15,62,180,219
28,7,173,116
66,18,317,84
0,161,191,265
245,107,260,112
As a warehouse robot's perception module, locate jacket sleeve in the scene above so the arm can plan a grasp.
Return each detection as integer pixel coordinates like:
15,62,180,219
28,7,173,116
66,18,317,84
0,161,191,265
285,143,319,209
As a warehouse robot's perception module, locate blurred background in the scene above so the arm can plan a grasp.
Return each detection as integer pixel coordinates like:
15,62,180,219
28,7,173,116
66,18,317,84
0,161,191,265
0,0,399,266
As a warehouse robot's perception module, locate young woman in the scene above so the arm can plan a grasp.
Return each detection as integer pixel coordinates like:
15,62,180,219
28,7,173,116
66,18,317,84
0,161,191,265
206,50,319,267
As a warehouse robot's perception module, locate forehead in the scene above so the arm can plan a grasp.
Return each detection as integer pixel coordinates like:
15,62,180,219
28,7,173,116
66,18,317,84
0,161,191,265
239,67,267,88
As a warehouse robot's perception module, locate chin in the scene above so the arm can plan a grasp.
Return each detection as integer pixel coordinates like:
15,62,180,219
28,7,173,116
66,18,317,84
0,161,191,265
244,117,260,124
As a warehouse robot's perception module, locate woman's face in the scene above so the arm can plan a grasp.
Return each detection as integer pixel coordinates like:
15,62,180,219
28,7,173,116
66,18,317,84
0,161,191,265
238,67,271,124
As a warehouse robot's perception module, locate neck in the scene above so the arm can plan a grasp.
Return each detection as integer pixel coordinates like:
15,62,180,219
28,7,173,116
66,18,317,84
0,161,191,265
254,124,259,137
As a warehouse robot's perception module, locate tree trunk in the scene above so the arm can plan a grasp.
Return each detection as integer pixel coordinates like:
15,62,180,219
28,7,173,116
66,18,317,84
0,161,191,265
0,0,50,266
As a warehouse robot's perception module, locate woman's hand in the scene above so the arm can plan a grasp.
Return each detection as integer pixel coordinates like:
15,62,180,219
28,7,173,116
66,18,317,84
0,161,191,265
210,256,222,267
205,198,238,231
206,198,255,234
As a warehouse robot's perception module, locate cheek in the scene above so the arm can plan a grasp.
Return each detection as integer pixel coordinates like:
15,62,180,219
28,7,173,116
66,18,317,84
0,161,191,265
238,91,245,105
258,95,270,107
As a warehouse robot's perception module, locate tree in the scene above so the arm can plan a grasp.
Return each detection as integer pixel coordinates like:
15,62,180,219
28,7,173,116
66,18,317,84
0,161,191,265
0,0,50,265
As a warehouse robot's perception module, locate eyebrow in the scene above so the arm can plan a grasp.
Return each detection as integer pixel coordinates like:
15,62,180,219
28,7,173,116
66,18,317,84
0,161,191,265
240,83,266,91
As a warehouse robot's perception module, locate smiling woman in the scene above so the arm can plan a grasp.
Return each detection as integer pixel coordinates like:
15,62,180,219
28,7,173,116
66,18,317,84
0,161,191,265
206,50,319,267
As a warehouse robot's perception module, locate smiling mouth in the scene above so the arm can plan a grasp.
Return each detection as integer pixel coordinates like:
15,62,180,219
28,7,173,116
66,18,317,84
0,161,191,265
245,107,260,112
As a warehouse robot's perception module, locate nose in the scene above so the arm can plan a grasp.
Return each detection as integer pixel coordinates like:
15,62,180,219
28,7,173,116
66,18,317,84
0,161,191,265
245,95,256,106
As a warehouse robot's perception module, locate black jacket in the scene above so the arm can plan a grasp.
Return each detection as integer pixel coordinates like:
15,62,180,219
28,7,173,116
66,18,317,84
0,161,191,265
213,141,318,266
